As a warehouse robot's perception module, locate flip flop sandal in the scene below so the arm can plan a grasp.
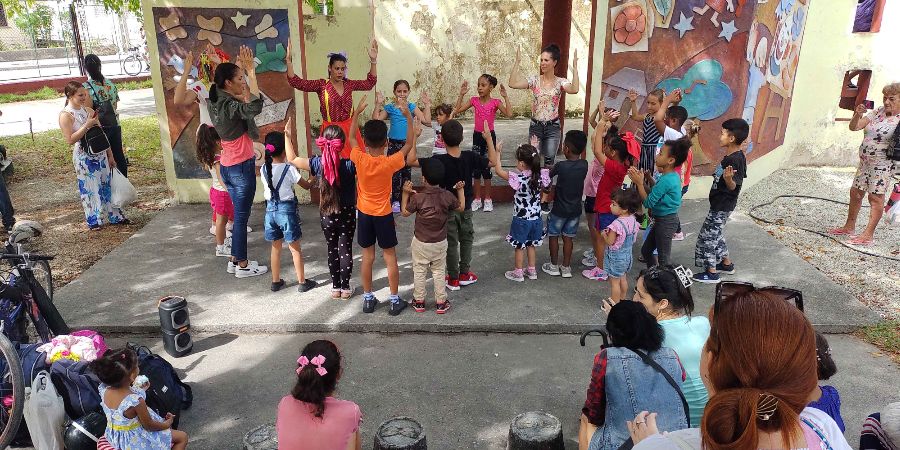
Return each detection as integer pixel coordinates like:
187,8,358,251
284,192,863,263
827,228,853,236
341,289,353,299
849,237,874,246
331,289,341,299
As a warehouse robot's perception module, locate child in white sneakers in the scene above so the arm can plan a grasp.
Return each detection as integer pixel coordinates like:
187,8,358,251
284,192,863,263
195,124,233,258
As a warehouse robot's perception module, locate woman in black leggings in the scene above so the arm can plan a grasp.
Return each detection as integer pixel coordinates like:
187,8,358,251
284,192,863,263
285,122,357,298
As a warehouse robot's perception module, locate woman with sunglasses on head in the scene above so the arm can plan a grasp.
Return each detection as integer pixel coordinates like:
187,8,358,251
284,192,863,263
579,301,690,450
618,265,710,428
628,283,851,450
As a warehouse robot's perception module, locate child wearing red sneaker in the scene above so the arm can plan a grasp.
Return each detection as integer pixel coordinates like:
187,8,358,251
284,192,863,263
400,159,464,314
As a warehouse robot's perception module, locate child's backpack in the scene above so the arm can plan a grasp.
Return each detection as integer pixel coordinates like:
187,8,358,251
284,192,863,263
49,359,103,420
127,343,193,429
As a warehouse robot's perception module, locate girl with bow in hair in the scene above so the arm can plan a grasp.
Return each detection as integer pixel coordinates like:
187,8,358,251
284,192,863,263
481,127,551,282
284,116,359,299
277,340,362,450
260,123,316,293
286,25,379,159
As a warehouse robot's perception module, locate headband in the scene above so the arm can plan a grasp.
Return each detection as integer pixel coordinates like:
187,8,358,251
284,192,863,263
327,51,348,62
673,265,694,288
297,354,328,376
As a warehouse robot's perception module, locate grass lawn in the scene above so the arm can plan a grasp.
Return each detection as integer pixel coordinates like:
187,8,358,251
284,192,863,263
0,79,153,104
857,320,900,363
4,116,170,287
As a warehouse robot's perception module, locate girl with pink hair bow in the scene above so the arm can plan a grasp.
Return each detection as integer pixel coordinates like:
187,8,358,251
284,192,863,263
283,116,359,299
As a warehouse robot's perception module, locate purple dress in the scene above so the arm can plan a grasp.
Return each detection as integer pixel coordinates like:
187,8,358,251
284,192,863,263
807,385,845,432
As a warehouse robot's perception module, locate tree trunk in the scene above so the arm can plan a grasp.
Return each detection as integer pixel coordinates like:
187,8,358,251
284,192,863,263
243,424,277,450
374,416,427,450
508,411,564,450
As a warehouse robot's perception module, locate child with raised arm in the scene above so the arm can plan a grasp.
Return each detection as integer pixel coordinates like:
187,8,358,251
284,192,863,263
692,118,749,283
372,82,430,213
482,126,551,282
454,75,513,212
350,95,416,315
628,138,691,267
400,162,465,314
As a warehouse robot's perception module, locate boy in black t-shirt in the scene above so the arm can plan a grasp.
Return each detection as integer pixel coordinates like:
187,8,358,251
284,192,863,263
407,119,481,291
693,118,750,284
542,130,588,278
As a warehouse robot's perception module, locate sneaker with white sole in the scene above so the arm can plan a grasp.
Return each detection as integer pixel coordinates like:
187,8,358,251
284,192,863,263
581,256,597,267
541,263,561,276
504,270,524,282
583,248,594,258
582,267,608,281
471,199,482,211
215,244,231,257
672,232,685,241
692,271,721,284
526,268,538,280
391,201,401,214
210,225,232,238
560,266,573,278
234,260,269,278
483,199,494,212
716,262,736,274
226,260,236,274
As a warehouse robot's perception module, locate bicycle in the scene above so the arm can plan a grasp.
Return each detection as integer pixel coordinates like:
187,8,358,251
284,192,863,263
122,45,148,77
0,227,69,447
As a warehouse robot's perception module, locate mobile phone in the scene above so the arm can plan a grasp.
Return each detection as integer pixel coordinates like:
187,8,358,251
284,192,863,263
864,100,875,109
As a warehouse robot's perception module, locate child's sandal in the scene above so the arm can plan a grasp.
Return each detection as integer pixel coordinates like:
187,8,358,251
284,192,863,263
331,289,341,299
340,289,353,299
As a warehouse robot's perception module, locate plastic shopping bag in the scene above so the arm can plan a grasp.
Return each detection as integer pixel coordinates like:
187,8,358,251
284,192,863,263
110,168,136,208
23,371,65,450
885,182,900,226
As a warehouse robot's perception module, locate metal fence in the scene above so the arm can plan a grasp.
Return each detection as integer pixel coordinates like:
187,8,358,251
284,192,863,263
0,1,146,82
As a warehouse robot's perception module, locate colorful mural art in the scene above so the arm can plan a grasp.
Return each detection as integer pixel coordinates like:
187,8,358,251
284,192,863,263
600,0,810,173
152,7,294,179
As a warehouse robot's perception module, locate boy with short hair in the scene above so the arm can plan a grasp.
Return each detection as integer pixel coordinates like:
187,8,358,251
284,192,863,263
542,130,588,278
692,118,750,284
407,119,480,291
349,95,416,316
628,138,691,267
400,159,465,314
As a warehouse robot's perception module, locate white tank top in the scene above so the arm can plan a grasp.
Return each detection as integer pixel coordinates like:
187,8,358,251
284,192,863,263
64,105,89,152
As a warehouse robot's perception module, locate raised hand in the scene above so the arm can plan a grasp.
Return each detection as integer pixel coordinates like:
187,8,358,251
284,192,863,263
355,94,369,113
285,114,294,137
453,181,465,190
529,135,539,149
459,81,469,97
239,45,255,71
421,92,431,106
368,37,379,62
398,100,411,117
184,51,195,74
285,41,292,66
481,120,491,137
375,91,385,105
499,84,508,97
627,89,639,102
572,48,578,70
603,109,621,123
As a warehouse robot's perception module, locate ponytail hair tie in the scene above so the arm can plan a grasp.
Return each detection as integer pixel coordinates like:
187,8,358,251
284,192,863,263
756,393,779,421
265,144,276,154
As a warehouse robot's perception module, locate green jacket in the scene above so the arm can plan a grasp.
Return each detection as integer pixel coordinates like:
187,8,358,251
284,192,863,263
207,87,263,141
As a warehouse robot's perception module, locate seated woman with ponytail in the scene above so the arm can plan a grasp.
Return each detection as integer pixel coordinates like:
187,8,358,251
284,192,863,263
283,116,358,299
630,284,851,450
277,340,362,450
579,301,689,450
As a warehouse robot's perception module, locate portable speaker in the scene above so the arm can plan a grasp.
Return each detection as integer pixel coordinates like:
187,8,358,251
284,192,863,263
158,296,192,357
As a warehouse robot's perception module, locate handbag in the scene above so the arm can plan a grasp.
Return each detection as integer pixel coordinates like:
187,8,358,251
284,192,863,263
86,82,118,128
617,349,692,450
888,120,900,161
80,125,110,156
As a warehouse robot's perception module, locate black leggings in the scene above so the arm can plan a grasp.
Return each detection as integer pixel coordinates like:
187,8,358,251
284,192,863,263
321,206,356,290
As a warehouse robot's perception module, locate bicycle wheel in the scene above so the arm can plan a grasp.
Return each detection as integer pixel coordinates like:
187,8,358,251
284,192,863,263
123,55,142,76
31,260,52,302
0,334,24,449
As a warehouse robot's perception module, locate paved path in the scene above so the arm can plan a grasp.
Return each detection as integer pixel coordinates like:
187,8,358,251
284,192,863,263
106,332,898,449
56,200,878,333
0,88,155,137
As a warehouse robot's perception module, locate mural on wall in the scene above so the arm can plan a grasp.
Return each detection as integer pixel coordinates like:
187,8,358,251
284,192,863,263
152,7,293,179
600,0,810,173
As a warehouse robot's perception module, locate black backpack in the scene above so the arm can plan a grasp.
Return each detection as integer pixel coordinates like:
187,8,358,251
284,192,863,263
127,344,193,429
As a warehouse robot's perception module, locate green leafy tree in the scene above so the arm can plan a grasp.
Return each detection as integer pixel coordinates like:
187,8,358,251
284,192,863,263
1,0,140,17
12,3,52,46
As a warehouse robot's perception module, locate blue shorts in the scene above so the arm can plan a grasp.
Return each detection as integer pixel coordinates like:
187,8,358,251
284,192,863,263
547,213,580,237
595,212,617,231
264,200,302,243
357,210,398,249
603,247,633,278
506,216,544,249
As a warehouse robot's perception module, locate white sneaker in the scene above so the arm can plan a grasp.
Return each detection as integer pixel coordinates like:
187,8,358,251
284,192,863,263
483,199,494,212
210,225,232,238
215,244,231,257
471,199,482,211
226,260,236,274
234,260,268,278
581,256,597,267
673,232,685,241
560,266,573,278
541,263,561,276
583,248,594,258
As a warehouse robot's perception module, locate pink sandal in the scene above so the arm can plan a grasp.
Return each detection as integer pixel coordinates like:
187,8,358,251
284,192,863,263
827,228,853,236
849,236,874,246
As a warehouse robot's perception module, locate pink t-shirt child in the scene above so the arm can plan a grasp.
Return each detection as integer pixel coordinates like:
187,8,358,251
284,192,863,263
605,215,639,251
276,396,362,450
471,97,502,132
583,158,605,198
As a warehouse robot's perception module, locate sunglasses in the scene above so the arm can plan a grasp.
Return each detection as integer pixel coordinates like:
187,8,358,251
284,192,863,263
714,281,804,313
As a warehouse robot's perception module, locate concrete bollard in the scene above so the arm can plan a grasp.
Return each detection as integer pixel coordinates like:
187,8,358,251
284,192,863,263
243,424,277,450
374,416,427,450
507,411,564,450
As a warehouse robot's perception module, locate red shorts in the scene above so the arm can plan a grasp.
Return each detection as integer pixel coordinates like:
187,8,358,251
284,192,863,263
209,187,234,221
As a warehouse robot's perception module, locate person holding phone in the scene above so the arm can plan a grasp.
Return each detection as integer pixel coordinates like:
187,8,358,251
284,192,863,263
59,81,128,230
829,82,900,245
83,54,127,177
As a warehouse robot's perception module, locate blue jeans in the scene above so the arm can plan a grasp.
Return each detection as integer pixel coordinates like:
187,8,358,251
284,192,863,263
221,158,256,262
547,213,579,237
0,174,13,229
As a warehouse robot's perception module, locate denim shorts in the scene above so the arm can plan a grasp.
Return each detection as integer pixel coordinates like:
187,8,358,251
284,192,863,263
603,247,633,278
506,216,545,249
264,200,302,243
547,213,580,237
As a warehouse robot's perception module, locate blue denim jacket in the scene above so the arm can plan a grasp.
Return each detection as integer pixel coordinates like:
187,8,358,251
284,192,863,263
590,347,689,450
